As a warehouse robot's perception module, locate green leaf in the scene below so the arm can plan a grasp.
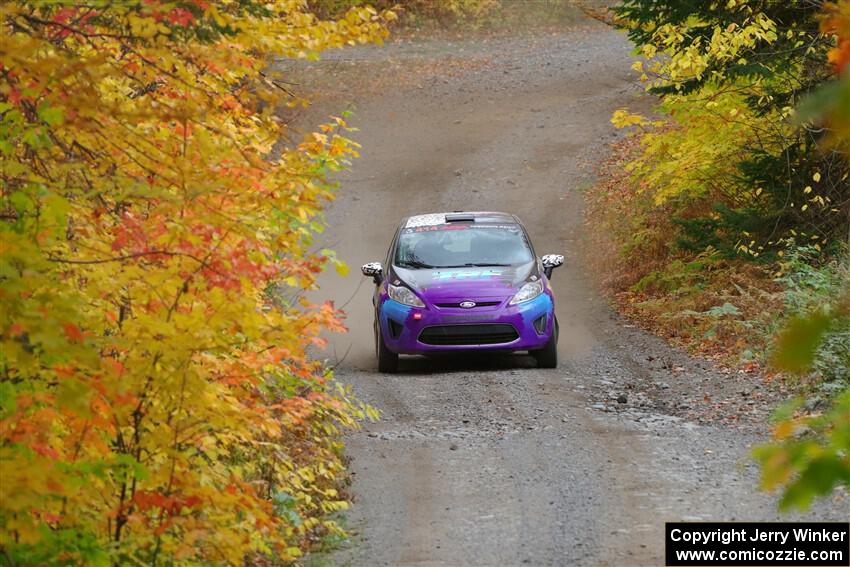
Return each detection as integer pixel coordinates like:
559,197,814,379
37,104,64,126
0,381,17,417
22,127,47,149
56,378,92,418
772,311,833,373
795,80,844,124
779,455,850,511
9,191,32,215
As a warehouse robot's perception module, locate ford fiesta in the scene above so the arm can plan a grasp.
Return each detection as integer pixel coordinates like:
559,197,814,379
361,211,564,372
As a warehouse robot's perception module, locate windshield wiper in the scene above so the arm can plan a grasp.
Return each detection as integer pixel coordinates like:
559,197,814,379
396,260,434,269
437,263,513,268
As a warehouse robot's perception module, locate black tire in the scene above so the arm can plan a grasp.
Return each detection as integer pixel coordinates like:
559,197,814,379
375,319,398,373
533,318,558,368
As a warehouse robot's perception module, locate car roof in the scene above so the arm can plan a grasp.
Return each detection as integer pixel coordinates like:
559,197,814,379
402,211,519,228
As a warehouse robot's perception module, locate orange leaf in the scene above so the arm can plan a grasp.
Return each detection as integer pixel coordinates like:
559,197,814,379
62,323,85,343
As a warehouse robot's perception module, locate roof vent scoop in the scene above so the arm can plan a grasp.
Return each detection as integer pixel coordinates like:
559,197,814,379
445,213,475,223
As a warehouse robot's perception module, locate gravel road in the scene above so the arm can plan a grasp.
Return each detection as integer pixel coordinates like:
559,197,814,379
290,20,849,567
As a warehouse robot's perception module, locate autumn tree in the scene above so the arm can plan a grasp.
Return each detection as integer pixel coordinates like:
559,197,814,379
611,0,849,511
753,0,850,512
614,0,849,257
0,0,390,563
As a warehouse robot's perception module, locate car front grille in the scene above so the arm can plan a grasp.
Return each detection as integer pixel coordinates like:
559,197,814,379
434,301,502,308
418,324,519,346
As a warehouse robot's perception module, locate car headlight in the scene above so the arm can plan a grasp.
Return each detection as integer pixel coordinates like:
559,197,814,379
388,284,425,307
509,280,544,305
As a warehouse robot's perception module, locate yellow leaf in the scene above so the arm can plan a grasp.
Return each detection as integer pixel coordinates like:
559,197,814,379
334,261,349,277
611,109,647,128
774,419,796,440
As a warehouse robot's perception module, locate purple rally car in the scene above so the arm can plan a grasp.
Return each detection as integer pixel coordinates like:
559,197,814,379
361,211,564,373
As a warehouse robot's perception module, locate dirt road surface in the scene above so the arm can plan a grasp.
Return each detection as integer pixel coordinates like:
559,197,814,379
291,21,849,567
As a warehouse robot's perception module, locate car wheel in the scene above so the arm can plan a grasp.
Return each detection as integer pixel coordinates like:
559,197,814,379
375,318,398,373
533,317,558,368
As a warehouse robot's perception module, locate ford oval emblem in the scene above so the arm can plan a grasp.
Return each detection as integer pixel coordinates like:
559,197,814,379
459,300,476,309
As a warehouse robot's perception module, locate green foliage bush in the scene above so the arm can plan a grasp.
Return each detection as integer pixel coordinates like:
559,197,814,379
775,245,850,386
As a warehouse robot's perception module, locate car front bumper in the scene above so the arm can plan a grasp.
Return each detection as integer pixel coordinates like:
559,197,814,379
378,293,555,355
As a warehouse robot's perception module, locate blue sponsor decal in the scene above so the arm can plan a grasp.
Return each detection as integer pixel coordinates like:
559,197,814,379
380,299,412,337
431,269,504,281
518,293,553,326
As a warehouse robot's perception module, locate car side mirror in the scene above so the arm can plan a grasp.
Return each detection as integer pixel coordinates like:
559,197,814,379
541,254,564,279
361,262,383,284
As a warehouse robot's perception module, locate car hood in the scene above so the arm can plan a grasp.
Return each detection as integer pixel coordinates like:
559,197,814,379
393,261,536,301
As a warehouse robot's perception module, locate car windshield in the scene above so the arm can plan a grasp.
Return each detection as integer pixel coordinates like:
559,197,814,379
394,224,533,269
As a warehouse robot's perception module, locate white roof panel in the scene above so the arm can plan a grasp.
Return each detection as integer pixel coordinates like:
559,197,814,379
405,213,446,228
